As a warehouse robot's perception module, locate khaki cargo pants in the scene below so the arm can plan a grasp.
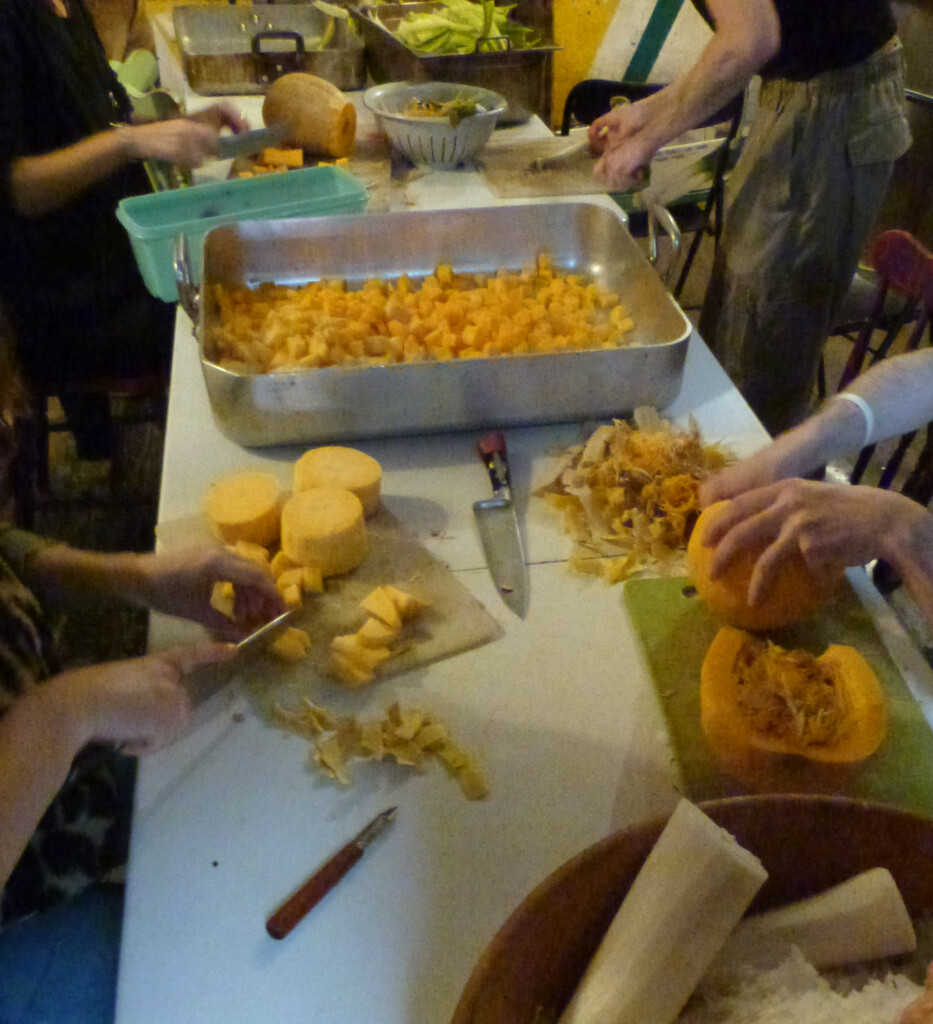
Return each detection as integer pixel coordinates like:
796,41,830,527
698,43,912,436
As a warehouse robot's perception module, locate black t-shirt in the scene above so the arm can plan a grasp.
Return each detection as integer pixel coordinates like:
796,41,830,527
691,0,896,80
0,0,160,376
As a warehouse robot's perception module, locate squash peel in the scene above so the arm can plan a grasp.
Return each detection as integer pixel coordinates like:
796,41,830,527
700,626,887,793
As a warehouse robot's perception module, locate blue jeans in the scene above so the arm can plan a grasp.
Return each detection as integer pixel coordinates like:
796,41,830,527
0,884,123,1024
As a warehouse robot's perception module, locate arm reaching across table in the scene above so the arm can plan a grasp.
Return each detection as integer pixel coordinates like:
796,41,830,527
588,0,780,190
23,541,285,641
696,478,933,630
701,347,933,506
0,528,282,925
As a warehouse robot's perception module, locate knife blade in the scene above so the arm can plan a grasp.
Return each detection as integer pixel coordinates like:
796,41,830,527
216,125,288,161
473,431,529,618
235,607,297,656
185,608,296,706
266,807,398,940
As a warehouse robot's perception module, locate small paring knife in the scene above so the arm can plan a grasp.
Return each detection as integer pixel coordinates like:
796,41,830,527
527,135,593,172
527,120,613,172
235,607,297,656
185,608,297,706
473,431,529,619
266,807,398,940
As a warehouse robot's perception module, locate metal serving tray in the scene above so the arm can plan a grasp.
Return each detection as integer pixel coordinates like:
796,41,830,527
192,201,691,447
173,4,366,94
355,2,557,124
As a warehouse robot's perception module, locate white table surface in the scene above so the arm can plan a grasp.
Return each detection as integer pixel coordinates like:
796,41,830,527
114,59,933,1024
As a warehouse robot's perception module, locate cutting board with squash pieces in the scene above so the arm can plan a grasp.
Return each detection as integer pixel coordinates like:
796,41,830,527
623,574,933,815
155,507,502,719
480,131,725,204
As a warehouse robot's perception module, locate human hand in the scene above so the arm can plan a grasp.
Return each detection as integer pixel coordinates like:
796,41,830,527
698,479,923,607
136,545,286,640
187,101,250,136
126,103,248,168
53,643,235,754
700,445,795,507
701,398,876,508
590,101,657,190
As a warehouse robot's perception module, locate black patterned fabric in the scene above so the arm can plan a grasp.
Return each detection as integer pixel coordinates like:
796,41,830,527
0,0,173,391
0,529,131,927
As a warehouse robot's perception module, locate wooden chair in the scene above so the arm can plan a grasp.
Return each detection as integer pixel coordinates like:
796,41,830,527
559,79,744,301
11,372,168,529
830,230,933,504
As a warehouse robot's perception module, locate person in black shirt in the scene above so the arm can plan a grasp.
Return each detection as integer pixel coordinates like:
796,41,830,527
0,0,247,457
589,0,911,437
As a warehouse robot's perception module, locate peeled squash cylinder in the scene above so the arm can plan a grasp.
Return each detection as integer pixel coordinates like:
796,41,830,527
203,470,282,547
558,799,767,1024
280,486,367,576
262,73,356,157
293,446,382,517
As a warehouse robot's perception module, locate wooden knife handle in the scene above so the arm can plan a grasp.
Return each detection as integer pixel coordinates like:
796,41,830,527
478,431,511,495
266,842,364,940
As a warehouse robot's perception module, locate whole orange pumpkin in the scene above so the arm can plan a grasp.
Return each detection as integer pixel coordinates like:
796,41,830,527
687,500,842,631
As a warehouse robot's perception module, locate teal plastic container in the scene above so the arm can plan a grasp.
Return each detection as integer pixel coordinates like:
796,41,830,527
116,166,368,301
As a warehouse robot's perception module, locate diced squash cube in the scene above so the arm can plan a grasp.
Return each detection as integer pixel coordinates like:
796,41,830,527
328,649,374,688
279,582,302,609
359,586,401,629
276,567,306,591
210,580,235,619
231,540,272,570
271,550,298,580
270,626,311,663
356,615,400,647
330,633,392,673
383,584,430,621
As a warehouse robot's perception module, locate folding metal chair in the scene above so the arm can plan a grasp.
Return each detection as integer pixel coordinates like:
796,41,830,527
559,79,744,300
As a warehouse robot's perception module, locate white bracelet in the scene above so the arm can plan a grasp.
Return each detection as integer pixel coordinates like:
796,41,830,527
832,392,875,449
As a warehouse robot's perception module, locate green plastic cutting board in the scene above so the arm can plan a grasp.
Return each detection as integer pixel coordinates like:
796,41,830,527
624,574,933,815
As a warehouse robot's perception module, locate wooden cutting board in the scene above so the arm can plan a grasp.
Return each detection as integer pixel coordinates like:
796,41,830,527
480,138,615,200
230,132,393,212
623,575,933,815
156,508,502,718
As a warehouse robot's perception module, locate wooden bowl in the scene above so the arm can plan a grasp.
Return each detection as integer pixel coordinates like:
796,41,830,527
452,795,933,1024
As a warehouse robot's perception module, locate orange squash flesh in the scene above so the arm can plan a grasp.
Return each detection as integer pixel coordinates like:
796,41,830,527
687,501,842,631
700,626,887,794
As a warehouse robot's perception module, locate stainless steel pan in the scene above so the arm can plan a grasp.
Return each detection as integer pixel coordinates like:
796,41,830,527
178,200,691,447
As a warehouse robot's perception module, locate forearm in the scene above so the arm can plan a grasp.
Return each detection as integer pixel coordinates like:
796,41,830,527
635,0,779,148
844,348,933,445
9,127,137,217
27,545,149,609
756,399,868,477
718,347,933,483
0,683,84,890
